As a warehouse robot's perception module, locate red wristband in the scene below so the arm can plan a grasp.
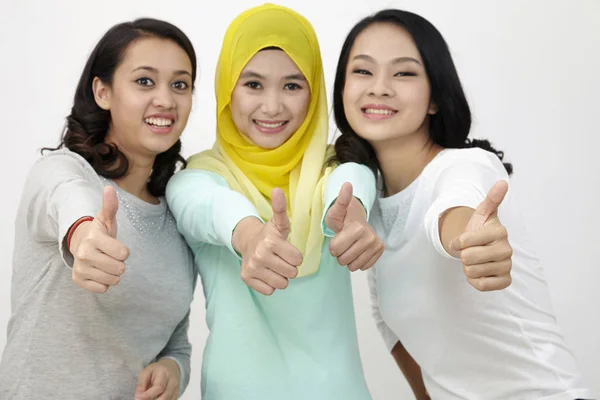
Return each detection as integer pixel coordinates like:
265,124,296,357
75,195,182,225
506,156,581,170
67,216,94,250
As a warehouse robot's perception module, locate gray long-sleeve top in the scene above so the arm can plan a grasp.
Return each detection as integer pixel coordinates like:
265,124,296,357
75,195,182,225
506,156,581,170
0,148,196,399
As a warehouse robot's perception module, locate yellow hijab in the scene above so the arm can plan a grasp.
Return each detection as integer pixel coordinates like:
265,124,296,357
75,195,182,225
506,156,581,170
187,4,332,277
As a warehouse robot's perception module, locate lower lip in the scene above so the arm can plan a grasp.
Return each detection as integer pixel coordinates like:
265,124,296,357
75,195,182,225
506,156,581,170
145,122,175,134
362,109,397,120
254,121,288,134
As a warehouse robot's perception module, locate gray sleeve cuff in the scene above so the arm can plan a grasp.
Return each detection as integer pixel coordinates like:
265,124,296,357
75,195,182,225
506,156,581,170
160,356,187,397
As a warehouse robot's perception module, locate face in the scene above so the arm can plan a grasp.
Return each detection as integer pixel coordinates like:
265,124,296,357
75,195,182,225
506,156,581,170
230,49,311,149
343,23,437,145
93,37,193,161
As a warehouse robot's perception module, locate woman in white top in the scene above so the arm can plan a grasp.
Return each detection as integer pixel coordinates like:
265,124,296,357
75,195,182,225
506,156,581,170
330,9,593,400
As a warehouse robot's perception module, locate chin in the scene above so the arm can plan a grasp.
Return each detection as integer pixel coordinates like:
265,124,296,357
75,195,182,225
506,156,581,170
146,140,180,156
250,132,293,150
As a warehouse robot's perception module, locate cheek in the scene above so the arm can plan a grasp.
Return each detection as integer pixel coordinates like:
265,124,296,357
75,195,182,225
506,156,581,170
292,93,311,121
402,81,432,112
230,90,255,125
111,89,145,122
177,94,193,121
342,80,362,111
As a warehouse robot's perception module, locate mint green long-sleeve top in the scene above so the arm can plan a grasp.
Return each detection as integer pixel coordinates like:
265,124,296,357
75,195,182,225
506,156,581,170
166,162,376,400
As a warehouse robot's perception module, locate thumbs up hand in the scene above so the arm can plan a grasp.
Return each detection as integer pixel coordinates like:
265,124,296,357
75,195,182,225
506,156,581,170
70,186,130,293
449,180,513,292
231,188,303,296
326,183,384,272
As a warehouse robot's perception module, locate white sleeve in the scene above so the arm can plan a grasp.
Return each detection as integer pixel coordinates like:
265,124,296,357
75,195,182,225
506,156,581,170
367,268,400,352
424,150,510,259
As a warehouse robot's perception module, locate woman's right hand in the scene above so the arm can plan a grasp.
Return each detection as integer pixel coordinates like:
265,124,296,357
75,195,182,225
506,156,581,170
69,186,130,293
232,188,302,295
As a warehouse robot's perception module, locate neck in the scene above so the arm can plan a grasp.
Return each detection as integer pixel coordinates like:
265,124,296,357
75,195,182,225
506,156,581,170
372,124,442,197
105,135,158,204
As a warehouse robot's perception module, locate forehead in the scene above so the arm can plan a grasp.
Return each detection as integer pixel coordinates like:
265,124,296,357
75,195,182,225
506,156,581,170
242,49,303,76
118,36,192,74
350,23,422,62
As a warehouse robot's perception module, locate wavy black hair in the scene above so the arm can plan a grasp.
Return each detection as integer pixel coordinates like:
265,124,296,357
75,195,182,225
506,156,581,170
43,18,197,196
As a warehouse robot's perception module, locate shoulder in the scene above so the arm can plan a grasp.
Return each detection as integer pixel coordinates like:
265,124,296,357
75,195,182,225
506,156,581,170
31,148,98,179
424,148,509,182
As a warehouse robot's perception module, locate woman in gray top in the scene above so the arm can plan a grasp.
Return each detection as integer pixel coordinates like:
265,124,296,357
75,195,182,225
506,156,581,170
0,18,197,400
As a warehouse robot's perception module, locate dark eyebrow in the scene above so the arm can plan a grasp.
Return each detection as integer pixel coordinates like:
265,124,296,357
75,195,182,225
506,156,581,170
352,54,421,65
239,70,265,79
132,66,192,78
239,71,306,81
284,73,306,81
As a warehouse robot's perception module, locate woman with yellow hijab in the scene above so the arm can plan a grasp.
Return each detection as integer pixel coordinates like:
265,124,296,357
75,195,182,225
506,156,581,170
167,4,379,399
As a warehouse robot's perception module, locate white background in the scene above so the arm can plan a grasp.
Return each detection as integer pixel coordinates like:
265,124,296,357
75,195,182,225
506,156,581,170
0,0,598,398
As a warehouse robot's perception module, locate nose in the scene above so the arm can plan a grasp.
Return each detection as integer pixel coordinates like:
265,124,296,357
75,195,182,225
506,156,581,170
152,85,176,109
369,73,395,98
261,89,283,116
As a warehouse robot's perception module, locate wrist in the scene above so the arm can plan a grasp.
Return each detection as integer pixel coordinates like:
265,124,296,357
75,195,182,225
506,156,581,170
346,197,367,221
232,216,263,254
158,358,180,381
67,217,94,254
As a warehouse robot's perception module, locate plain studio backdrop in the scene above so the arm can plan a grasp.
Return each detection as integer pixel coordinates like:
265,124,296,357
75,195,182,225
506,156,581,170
0,0,598,398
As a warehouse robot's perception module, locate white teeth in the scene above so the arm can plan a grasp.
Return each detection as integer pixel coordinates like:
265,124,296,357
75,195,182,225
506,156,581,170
364,108,395,115
144,117,173,127
255,121,285,128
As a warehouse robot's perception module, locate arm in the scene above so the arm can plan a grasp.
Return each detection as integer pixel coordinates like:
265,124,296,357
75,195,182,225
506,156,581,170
25,152,101,266
166,169,261,255
367,270,428,398
424,156,512,291
321,162,377,237
155,309,193,396
167,170,301,295
391,341,430,400
323,162,383,271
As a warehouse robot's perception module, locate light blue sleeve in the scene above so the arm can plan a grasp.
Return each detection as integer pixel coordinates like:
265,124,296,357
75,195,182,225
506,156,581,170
321,162,377,237
165,169,262,257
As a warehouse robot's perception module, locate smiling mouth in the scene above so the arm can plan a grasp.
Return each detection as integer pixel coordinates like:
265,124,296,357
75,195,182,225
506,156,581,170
253,119,289,134
361,108,397,116
144,117,174,127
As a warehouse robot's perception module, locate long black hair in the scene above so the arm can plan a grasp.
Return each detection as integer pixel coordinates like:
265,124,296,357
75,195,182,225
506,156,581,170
331,9,512,176
43,18,197,196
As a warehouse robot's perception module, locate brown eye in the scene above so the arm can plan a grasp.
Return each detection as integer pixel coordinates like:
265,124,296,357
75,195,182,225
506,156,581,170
394,71,417,77
136,77,154,86
352,69,372,75
244,81,262,89
172,81,189,90
284,83,302,90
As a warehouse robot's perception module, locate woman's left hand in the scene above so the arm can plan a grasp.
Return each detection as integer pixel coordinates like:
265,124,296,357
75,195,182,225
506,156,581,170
449,181,513,291
135,359,180,400
325,183,385,271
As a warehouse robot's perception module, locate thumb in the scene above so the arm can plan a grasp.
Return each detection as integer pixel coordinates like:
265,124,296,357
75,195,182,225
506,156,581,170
326,182,353,234
467,180,508,231
135,365,153,394
96,186,119,237
270,188,290,238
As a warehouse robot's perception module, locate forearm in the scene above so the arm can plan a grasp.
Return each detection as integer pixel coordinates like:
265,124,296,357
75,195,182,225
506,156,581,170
231,216,264,255
157,358,180,381
322,163,375,236
66,219,93,254
438,206,474,258
166,170,260,252
391,341,429,400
